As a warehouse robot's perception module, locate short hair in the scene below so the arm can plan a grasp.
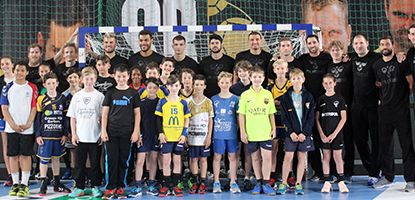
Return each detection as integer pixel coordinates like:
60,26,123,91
301,0,348,24
103,33,117,41
39,62,51,69
248,31,262,39
81,67,97,77
27,43,42,52
145,77,160,87
408,24,415,33
306,34,319,43
1,55,14,64
289,68,305,79
353,33,368,42
209,34,223,43
96,54,110,64
161,57,175,65
328,40,344,50
279,37,292,44
218,71,233,81
62,42,78,53
172,35,186,43
380,35,393,44
43,72,58,83
66,68,81,78
193,74,206,84
180,68,195,81
322,73,336,82
139,30,153,39
166,75,180,85
250,66,265,76
114,63,130,74
14,60,29,71
145,62,160,73
234,60,253,73
272,59,288,69
130,66,141,74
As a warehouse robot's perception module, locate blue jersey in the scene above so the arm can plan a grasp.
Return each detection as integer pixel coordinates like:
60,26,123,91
211,94,239,140
35,93,68,138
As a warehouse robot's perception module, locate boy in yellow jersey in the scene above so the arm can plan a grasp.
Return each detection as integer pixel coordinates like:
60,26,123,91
138,62,169,99
238,67,276,196
186,74,213,194
267,59,291,185
155,75,191,197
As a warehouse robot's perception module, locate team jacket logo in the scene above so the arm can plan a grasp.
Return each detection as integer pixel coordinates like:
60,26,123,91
264,98,269,104
381,65,395,78
83,97,91,105
333,101,339,108
305,102,310,109
355,61,367,72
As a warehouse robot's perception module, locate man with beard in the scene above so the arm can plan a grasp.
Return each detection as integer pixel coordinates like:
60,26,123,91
384,0,415,54
350,34,382,186
88,33,128,74
26,44,44,84
298,35,331,182
198,34,235,98
407,25,415,84
236,32,272,86
171,35,199,76
372,36,415,192
267,37,302,81
128,30,164,75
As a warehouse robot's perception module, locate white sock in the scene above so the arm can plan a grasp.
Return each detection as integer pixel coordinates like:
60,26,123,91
21,171,30,186
11,172,19,185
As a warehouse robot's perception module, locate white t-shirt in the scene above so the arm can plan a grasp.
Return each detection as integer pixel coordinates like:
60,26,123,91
187,97,214,146
67,89,104,143
0,81,38,134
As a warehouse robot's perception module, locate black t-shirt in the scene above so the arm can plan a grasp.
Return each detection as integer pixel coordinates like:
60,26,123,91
198,54,235,98
54,61,79,93
298,52,332,99
128,51,164,74
235,49,272,86
230,81,251,96
89,54,129,74
317,93,347,136
172,56,199,75
407,47,415,87
94,76,116,95
139,97,159,139
267,57,302,80
327,61,353,106
374,56,411,108
350,51,381,106
25,58,56,84
103,87,140,135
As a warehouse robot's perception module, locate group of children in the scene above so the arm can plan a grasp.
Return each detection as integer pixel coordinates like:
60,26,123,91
0,42,350,198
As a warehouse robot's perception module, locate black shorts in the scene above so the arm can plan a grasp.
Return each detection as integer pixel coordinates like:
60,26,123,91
247,140,273,153
321,133,344,150
7,133,34,156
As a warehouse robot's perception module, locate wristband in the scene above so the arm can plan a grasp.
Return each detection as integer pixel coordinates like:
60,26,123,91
181,127,188,137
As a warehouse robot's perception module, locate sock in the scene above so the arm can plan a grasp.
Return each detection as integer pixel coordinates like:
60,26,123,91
172,173,181,186
11,172,19,185
201,178,206,184
323,174,330,182
54,175,61,185
271,172,277,179
164,176,171,187
338,173,344,182
258,179,263,184
264,179,269,185
22,171,31,186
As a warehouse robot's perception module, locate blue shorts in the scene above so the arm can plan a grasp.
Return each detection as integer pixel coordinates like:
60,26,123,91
137,139,159,153
0,119,5,132
284,136,315,152
213,139,238,154
37,139,66,159
160,142,184,155
188,146,210,158
247,140,273,153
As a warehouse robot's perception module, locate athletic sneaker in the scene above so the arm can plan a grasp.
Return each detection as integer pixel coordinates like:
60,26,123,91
367,176,379,186
372,177,392,189
343,176,352,184
404,182,415,192
159,186,169,197
321,181,332,193
9,184,20,196
294,183,304,195
68,188,85,198
287,176,296,187
115,187,127,198
130,185,143,197
103,189,116,199
54,182,71,193
189,182,198,194
308,175,321,183
92,187,102,198
177,180,185,190
338,181,349,193
39,178,48,196
243,178,253,191
3,174,13,187
17,184,30,197
147,181,159,196
213,182,222,193
62,168,72,180
198,182,206,194
251,183,262,194
173,186,184,197
230,182,241,193
276,183,287,195
269,178,276,187
263,183,275,196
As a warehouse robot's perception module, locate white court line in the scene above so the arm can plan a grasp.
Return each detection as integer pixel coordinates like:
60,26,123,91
374,182,415,200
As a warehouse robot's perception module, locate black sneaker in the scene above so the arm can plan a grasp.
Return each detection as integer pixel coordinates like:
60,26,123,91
39,178,48,196
54,182,71,193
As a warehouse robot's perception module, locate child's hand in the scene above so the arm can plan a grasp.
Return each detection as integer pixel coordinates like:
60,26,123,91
270,130,276,139
72,134,79,146
298,133,306,142
327,134,336,143
159,133,167,143
130,133,139,143
61,136,67,145
178,135,186,144
290,132,298,142
10,123,22,132
101,131,109,142
321,135,329,143
274,100,281,106
36,137,44,145
204,136,211,148
137,136,143,147
240,132,248,144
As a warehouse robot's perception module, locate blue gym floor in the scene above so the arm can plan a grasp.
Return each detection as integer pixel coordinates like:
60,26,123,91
0,176,413,199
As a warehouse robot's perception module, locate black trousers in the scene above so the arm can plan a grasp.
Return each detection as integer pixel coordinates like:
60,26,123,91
309,125,323,177
351,104,380,177
343,110,355,176
104,135,132,190
74,142,101,189
378,108,415,182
